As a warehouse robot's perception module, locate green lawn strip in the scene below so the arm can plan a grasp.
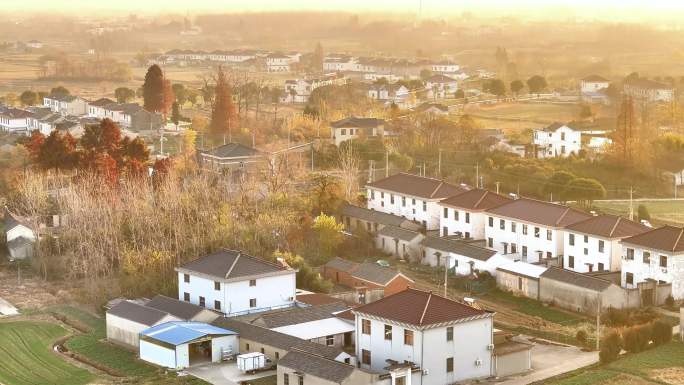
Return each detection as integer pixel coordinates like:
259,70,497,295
484,289,585,325
241,375,278,385
607,341,684,378
0,321,95,385
537,368,617,385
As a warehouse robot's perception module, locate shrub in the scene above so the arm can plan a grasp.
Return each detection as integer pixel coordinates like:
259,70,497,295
651,320,673,346
599,331,622,363
576,330,588,344
665,295,675,308
622,324,651,353
602,307,658,328
638,204,650,221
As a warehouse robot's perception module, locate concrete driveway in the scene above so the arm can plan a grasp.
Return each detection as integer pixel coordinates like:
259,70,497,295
185,362,276,385
489,336,598,385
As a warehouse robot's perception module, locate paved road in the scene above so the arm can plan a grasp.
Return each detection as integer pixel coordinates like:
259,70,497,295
186,362,276,385
489,337,599,385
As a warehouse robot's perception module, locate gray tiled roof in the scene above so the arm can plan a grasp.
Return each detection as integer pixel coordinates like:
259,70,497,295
420,236,497,261
250,303,348,328
540,267,613,292
367,173,469,200
377,225,422,242
107,300,170,326
145,295,208,320
353,262,409,286
279,350,355,383
178,249,290,281
340,204,422,231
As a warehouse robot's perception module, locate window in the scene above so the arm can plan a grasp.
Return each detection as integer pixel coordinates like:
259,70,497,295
660,255,668,268
599,240,605,253
298,376,303,385
465,232,470,239
522,224,528,235
454,210,459,221
381,192,384,199
183,274,190,283
569,234,575,245
404,329,414,345
584,248,588,255
444,207,448,218
522,246,528,257
568,256,575,269
422,201,427,211
326,335,334,346
643,251,651,264
214,281,220,291
412,198,416,205
446,327,453,341
626,248,634,260
199,296,205,307
249,279,256,286
341,128,346,135
371,190,375,200
598,263,604,271
547,230,552,241
183,292,190,301
275,352,280,360
511,243,517,254
511,222,516,232
534,227,540,238
395,376,406,385
584,235,589,243
487,238,493,248
284,373,289,385
212,300,220,310
390,195,395,204
402,197,406,207
384,324,392,340
546,251,552,259
500,219,505,230
465,212,470,223
443,227,448,236
362,319,371,335
561,132,566,141
626,272,634,285
249,298,257,308
488,217,494,227
446,357,454,372
245,343,250,350
518,276,523,290
362,349,371,365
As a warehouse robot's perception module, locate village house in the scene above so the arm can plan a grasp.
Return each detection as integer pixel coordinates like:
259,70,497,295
367,84,412,108
277,349,382,385
176,249,297,316
414,102,449,116
339,203,423,234
0,106,32,134
431,61,460,75
425,74,459,99
322,258,415,303
580,75,610,104
323,55,358,72
330,117,385,146
562,214,649,273
420,235,511,276
197,142,264,176
496,260,548,300
4,208,36,261
266,53,295,72
353,288,494,385
533,122,582,158
484,198,591,263
375,226,424,260
282,73,347,103
620,225,684,299
87,98,116,119
366,173,470,231
623,78,675,103
43,94,87,116
438,188,513,239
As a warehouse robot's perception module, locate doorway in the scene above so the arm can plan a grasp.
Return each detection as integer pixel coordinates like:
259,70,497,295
189,340,212,366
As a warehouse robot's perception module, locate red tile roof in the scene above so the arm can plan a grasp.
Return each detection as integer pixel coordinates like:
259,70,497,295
352,288,489,327
621,225,684,253
485,198,591,228
367,173,469,200
564,215,649,239
439,189,512,211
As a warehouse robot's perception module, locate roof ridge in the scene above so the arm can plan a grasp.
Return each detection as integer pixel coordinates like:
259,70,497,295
547,266,612,283
225,250,241,278
555,207,571,227
418,291,432,325
473,190,489,208
608,217,622,238
430,181,445,198
674,228,684,252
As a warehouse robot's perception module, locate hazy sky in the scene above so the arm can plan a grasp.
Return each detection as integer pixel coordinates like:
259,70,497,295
8,0,684,20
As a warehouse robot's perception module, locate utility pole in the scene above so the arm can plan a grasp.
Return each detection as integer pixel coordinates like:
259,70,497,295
438,149,442,177
628,186,634,221
475,163,479,188
368,160,374,183
444,254,448,297
495,181,500,194
596,295,601,351
422,162,426,177
385,151,389,177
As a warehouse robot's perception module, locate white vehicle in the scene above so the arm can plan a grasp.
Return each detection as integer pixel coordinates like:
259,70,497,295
237,352,266,373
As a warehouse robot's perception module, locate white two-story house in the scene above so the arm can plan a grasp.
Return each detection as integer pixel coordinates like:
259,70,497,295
87,98,116,118
43,94,87,116
620,226,684,299
484,198,591,263
580,75,610,104
330,117,385,147
563,215,649,273
353,288,494,385
367,173,470,231
176,249,297,316
533,122,582,158
439,189,512,239
425,74,458,99
0,107,32,134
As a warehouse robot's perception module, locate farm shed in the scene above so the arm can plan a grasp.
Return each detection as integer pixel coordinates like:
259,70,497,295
106,300,180,349
496,261,547,300
139,322,237,369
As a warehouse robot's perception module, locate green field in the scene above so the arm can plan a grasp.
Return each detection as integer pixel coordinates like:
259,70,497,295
0,321,94,385
591,200,684,226
538,341,684,385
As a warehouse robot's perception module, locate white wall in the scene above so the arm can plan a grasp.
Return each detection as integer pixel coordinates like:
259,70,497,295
211,335,238,361
621,247,684,299
367,188,440,230
140,340,178,368
439,206,486,239
6,224,35,243
178,271,296,315
484,215,563,264
563,232,620,273
533,126,581,158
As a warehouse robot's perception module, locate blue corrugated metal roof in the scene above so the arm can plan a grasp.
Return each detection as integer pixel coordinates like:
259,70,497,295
141,321,236,346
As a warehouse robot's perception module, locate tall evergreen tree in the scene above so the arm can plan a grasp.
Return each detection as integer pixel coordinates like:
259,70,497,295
209,66,238,143
143,64,165,113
